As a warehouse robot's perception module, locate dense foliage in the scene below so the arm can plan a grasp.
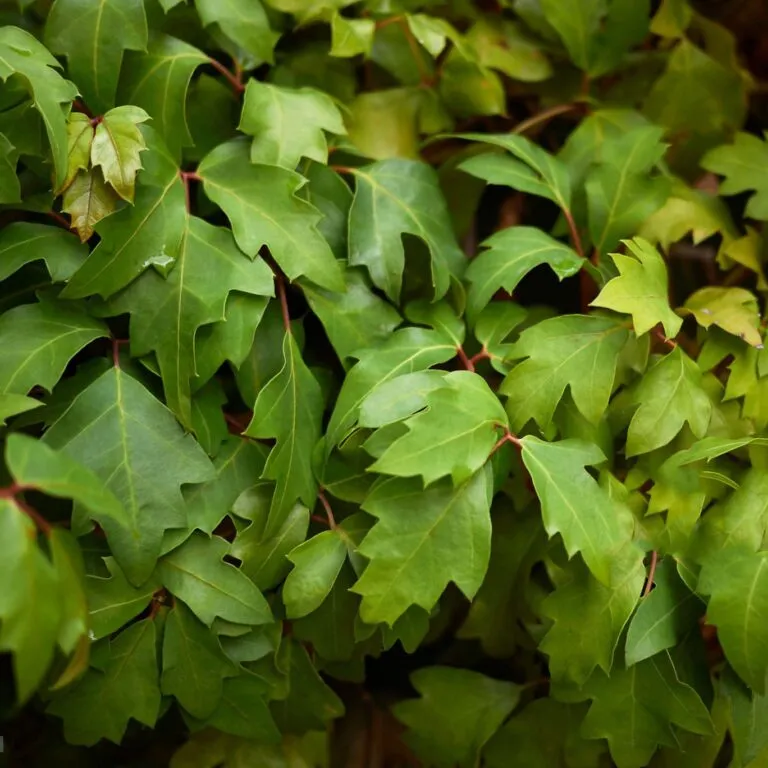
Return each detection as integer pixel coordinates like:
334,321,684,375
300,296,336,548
1,0,768,765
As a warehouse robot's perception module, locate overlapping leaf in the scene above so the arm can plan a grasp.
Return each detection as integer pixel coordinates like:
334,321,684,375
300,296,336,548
44,367,215,584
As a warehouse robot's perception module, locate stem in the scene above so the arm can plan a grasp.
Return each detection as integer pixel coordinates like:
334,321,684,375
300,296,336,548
469,348,491,367
456,345,474,372
275,273,291,333
652,326,677,350
0,485,52,535
513,103,580,136
112,338,128,368
208,56,244,94
317,489,337,529
330,165,356,176
490,428,523,458
179,170,200,213
47,210,73,231
642,551,659,597
562,207,585,259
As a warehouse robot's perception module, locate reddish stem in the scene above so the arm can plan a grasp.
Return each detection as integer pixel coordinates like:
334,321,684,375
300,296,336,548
276,273,291,333
512,103,579,136
311,514,330,527
47,210,72,231
0,485,52,535
456,346,474,372
208,57,244,94
318,489,337,529
652,326,677,350
179,170,200,213
112,338,129,367
642,551,659,597
469,348,491,367
330,165,356,176
490,428,523,458
563,207,585,259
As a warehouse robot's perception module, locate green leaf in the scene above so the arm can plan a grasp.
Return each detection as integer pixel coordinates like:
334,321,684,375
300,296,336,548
645,40,746,141
0,132,20,203
6,433,127,526
352,467,492,626
107,216,273,428
283,529,347,618
591,237,682,338
62,130,186,298
691,466,768,561
464,227,582,319
721,667,768,766
0,26,78,188
347,159,465,301
457,132,571,210
231,486,309,590
239,81,345,170
681,287,762,348
0,500,61,703
176,437,269,544
501,315,629,430
0,300,107,396
43,367,215,584
484,699,602,768
161,602,237,719
368,371,507,485
198,140,344,292
244,332,323,535
520,437,637,585
61,111,94,194
324,327,456,457
300,267,401,363
0,394,42,426
625,559,702,667
91,105,150,202
158,532,272,627
581,651,713,768
47,619,161,746
195,0,279,65
586,125,669,257
539,0,603,71
45,0,148,114
331,13,375,58
626,347,712,456
270,638,344,733
541,554,643,685
85,557,156,640
62,167,121,241
0,222,87,283
392,666,521,768
458,506,546,657
119,34,207,157
703,132,768,221
293,563,360,661
201,674,281,742
698,548,768,693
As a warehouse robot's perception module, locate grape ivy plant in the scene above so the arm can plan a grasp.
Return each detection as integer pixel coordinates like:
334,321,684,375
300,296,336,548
1,0,767,765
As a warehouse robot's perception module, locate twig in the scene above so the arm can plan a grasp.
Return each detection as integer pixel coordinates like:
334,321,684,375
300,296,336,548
642,551,659,597
275,273,291,333
562,207,585,259
469,348,491,367
317,489,337,529
456,345,474,372
512,103,580,136
179,170,200,213
208,56,244,94
490,428,523,458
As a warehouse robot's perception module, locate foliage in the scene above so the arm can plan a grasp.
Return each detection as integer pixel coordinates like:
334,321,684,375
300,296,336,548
0,0,767,766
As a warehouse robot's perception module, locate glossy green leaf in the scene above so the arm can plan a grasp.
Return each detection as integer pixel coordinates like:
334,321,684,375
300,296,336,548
244,332,323,536
347,159,465,301
199,140,344,292
626,347,712,456
47,619,161,746
195,0,278,65
352,467,492,626
591,237,682,338
520,436,637,585
45,0,148,114
393,666,521,768
161,602,237,718
464,227,582,319
158,533,272,627
239,81,345,169
0,222,87,283
0,300,107,396
502,314,629,429
44,367,215,584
